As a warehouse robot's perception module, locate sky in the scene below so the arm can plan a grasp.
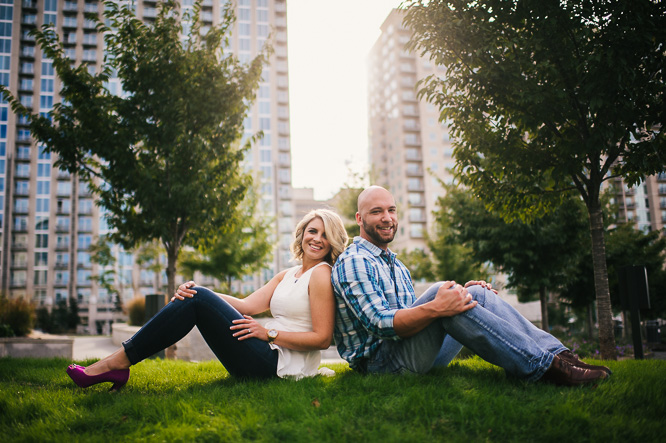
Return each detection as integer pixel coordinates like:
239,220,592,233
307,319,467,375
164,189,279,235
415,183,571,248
286,0,404,200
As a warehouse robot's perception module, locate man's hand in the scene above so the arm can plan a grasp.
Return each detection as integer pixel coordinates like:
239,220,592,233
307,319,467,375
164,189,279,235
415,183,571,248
432,280,478,317
393,280,478,338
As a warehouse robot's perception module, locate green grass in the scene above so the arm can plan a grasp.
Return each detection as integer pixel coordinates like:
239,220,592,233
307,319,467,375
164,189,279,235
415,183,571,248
1,356,664,442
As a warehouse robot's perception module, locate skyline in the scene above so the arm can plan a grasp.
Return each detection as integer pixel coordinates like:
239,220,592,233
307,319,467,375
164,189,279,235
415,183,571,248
286,0,404,200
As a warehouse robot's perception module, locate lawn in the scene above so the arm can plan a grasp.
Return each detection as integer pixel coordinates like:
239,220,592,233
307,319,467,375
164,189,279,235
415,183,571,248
1,356,664,442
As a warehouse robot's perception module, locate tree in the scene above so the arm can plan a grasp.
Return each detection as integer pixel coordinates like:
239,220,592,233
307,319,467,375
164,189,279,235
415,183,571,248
404,0,666,358
398,248,437,282
427,198,490,286
433,185,589,331
605,224,666,321
181,187,274,294
89,237,122,312
332,168,372,240
0,1,267,301
561,222,666,331
332,186,363,239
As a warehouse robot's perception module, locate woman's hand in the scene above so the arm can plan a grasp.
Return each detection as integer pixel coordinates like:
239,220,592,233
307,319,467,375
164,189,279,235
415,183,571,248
171,281,197,302
464,280,498,294
230,315,268,341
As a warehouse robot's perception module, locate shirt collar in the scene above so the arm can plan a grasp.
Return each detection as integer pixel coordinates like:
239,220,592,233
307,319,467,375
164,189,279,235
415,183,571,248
353,236,396,261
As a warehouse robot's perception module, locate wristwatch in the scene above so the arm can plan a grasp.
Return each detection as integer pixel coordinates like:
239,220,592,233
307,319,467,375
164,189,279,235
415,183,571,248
267,329,278,344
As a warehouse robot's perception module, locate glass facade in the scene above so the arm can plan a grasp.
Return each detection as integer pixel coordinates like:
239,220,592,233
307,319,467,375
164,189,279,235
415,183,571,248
3,0,293,333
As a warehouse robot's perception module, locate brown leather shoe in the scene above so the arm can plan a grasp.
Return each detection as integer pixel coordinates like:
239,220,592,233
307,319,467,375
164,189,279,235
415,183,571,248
558,350,612,375
541,355,608,386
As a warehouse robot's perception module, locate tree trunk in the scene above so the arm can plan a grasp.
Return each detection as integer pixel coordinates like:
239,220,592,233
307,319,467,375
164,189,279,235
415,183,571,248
587,199,617,360
164,242,180,360
539,286,549,332
165,243,179,305
586,302,595,340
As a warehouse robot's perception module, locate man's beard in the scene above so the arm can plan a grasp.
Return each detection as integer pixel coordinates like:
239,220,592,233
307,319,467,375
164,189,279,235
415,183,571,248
362,219,396,245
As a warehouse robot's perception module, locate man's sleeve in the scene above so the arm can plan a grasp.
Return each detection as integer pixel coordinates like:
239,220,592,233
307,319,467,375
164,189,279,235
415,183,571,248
334,254,400,339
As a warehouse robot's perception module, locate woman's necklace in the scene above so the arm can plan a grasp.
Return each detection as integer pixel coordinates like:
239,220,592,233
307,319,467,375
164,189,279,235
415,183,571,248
295,261,322,282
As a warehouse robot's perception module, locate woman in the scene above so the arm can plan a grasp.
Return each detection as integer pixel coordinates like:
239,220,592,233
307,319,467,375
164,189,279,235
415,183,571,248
67,209,349,390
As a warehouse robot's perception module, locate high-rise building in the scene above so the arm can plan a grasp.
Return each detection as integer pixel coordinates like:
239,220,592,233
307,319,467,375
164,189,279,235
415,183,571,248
610,174,666,233
1,0,292,334
367,9,455,252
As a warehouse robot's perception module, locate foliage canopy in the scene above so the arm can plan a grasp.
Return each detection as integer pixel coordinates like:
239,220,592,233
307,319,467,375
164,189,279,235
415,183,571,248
404,0,666,359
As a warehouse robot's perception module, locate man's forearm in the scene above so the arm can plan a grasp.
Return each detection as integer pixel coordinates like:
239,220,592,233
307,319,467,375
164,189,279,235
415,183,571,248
392,303,440,338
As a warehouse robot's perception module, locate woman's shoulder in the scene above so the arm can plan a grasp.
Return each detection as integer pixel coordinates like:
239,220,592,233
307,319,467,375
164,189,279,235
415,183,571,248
310,262,332,279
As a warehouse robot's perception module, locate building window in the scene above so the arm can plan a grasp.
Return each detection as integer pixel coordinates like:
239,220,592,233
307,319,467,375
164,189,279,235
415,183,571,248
35,252,48,266
79,198,93,213
34,270,48,286
78,215,93,232
77,251,91,267
77,269,91,285
13,216,28,231
78,234,92,250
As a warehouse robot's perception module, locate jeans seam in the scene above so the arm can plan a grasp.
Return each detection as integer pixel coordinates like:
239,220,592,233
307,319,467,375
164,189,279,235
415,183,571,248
460,309,551,381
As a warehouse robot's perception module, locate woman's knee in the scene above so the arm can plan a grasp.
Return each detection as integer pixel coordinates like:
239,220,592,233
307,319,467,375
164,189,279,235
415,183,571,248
191,286,216,299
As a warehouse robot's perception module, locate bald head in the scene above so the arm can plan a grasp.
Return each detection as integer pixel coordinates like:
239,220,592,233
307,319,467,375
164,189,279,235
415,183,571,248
356,186,398,248
357,186,394,213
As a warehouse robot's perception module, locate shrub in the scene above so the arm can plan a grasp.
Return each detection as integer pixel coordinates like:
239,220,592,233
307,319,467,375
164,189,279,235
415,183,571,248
0,295,35,337
127,296,146,326
0,323,14,337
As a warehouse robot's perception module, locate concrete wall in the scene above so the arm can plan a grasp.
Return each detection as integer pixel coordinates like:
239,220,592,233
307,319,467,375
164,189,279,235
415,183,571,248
112,323,217,362
0,337,74,359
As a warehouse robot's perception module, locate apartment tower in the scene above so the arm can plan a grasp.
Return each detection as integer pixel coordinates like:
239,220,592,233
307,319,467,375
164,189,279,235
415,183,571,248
367,9,455,252
1,0,293,333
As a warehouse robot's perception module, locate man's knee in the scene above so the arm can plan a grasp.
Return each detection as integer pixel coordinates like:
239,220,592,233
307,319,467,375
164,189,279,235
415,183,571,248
466,284,492,305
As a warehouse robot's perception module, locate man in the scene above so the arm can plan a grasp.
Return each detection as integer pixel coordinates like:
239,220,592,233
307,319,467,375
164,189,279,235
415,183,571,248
331,186,610,385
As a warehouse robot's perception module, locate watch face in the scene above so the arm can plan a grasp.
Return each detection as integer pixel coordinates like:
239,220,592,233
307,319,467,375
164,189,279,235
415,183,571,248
268,329,278,339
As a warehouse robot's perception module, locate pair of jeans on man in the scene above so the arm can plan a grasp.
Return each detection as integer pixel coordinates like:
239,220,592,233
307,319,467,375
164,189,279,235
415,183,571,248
365,283,566,382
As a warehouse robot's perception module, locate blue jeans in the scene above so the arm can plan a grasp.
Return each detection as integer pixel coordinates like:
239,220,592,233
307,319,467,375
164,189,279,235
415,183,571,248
122,287,278,379
367,283,566,381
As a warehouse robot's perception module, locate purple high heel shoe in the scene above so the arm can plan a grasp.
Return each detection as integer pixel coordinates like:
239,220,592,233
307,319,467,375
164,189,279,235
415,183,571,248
66,364,130,391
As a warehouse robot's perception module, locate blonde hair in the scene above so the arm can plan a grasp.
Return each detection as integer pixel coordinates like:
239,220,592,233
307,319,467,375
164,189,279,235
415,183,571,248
291,209,349,265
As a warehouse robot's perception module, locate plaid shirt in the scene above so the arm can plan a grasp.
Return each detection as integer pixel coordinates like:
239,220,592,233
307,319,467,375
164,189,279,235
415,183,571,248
331,237,416,370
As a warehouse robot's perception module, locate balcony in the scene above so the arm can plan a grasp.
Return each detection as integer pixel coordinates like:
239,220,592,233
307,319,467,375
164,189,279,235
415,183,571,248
404,136,422,146
143,8,157,19
406,166,424,177
82,34,98,46
63,1,78,12
20,46,35,58
407,182,425,192
22,15,37,26
84,2,98,13
13,241,27,250
405,151,423,162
